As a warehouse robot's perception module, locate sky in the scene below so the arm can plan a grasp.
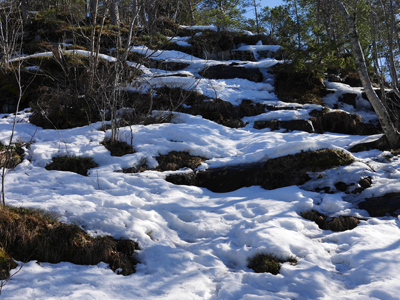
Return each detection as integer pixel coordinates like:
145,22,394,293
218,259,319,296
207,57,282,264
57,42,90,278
245,0,284,19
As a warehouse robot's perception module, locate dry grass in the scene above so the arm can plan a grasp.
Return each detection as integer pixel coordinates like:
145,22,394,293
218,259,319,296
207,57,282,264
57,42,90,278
301,210,360,231
0,206,139,279
101,138,135,157
45,155,98,176
247,252,297,275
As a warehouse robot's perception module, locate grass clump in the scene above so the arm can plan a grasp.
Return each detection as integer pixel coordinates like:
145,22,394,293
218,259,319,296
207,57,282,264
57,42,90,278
301,210,360,231
101,138,135,157
247,252,297,275
0,206,139,278
155,151,205,171
45,155,98,176
0,142,24,169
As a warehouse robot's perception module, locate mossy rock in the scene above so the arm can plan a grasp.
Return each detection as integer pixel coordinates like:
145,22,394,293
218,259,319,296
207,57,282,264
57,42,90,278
45,155,98,176
262,149,354,190
0,206,139,277
247,252,297,275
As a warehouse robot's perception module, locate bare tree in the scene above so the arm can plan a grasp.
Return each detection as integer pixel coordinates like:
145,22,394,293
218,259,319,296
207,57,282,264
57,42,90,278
335,0,400,148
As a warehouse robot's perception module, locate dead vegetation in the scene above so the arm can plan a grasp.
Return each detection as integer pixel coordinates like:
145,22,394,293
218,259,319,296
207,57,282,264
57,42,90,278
301,210,360,231
0,206,139,279
45,155,98,176
247,252,297,275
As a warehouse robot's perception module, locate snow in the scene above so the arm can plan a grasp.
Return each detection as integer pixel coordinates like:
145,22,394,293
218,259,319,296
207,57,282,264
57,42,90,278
2,30,400,300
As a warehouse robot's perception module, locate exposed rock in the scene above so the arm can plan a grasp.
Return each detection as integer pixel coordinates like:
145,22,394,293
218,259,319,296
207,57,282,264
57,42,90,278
253,119,314,132
359,193,400,217
262,149,354,190
339,93,357,108
167,149,354,192
254,119,280,130
272,66,329,104
348,135,390,152
334,182,349,192
199,65,263,82
239,99,266,117
301,210,360,231
167,163,264,193
280,119,314,133
310,111,379,135
183,98,246,128
343,72,362,87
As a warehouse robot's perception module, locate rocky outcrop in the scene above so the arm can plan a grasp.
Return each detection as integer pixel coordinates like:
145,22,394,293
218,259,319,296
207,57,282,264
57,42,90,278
301,210,360,231
359,193,400,217
199,64,263,82
166,149,354,192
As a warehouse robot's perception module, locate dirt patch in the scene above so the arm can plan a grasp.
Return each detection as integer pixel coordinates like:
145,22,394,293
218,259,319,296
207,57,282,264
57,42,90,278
0,206,139,279
301,210,360,231
45,155,98,176
247,252,297,275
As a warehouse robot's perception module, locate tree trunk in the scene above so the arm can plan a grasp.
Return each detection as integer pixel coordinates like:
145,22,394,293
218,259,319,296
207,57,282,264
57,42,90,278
20,0,31,25
110,0,120,26
335,0,400,148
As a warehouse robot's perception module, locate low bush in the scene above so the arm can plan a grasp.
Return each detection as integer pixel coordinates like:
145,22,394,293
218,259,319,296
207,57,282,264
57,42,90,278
45,155,98,176
0,142,24,169
247,252,297,275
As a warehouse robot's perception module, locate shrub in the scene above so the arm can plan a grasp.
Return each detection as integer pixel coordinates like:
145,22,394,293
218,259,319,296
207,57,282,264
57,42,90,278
247,252,297,275
45,155,98,176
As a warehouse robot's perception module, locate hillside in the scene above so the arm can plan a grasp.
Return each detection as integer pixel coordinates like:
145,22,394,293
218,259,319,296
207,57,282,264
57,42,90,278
1,11,400,300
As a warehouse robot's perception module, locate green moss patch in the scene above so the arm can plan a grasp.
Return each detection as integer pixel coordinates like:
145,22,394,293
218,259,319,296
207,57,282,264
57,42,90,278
0,206,139,279
45,155,98,176
247,252,297,275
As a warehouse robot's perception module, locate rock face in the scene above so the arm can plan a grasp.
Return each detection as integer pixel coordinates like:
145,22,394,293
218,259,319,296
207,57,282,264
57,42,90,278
310,111,379,135
339,93,357,108
359,193,400,217
166,149,354,192
199,65,263,82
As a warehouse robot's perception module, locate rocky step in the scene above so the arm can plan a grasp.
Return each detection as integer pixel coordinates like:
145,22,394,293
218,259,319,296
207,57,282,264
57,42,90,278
166,149,354,192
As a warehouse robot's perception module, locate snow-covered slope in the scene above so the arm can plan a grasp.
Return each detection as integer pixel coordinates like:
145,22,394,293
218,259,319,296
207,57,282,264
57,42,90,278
2,37,400,300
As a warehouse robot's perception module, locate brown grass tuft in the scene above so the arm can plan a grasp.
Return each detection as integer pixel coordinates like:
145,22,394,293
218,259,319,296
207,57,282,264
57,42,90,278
0,206,139,278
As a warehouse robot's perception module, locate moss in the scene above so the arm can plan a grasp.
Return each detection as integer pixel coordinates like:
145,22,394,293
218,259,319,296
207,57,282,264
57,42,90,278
45,155,98,176
247,252,297,275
